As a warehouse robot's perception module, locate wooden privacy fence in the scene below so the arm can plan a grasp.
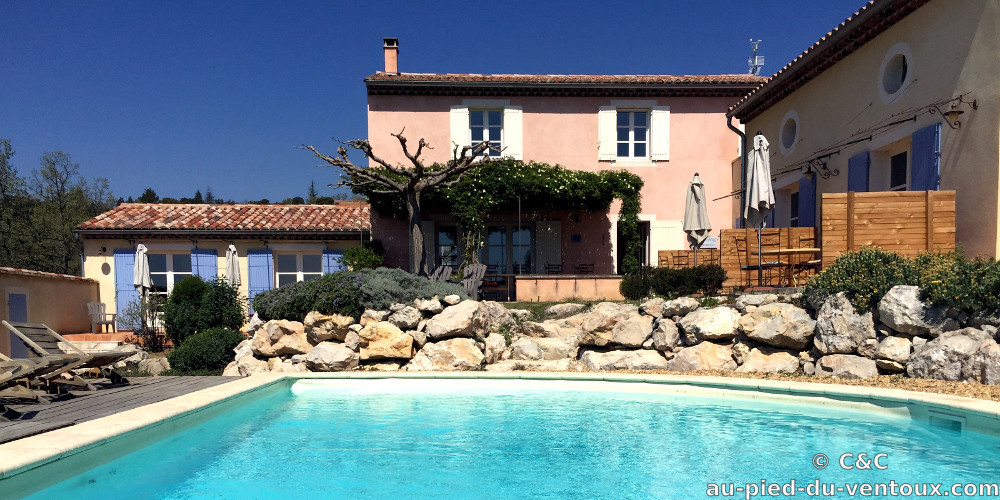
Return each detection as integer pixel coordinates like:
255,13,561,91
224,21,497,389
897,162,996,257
821,190,955,263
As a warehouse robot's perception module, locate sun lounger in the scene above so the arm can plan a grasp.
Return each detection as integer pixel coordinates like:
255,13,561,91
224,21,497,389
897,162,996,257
0,355,60,404
2,321,132,390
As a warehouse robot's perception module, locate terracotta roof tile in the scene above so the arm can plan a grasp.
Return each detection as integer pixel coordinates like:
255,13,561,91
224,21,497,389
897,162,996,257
77,203,371,234
366,73,766,85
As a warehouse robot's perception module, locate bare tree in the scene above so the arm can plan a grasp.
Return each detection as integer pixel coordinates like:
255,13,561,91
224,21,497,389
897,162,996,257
303,131,489,275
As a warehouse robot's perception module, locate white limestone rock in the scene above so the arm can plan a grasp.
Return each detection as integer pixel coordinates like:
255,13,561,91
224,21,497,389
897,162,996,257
678,306,742,344
667,342,737,371
738,302,816,350
579,350,669,371
305,342,359,372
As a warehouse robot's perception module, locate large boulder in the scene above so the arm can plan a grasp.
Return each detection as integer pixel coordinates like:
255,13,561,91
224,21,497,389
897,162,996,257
878,285,955,337
483,332,510,364
252,320,312,357
414,297,444,315
638,298,666,318
304,311,354,345
509,337,577,361
424,300,479,340
359,309,389,327
610,314,654,348
678,307,741,344
580,350,669,371
738,303,815,350
661,297,699,318
667,342,737,371
970,341,1000,385
442,294,462,306
651,318,681,352
473,301,516,334
544,303,586,320
575,302,640,347
735,347,799,374
875,336,912,364
906,328,995,382
734,293,779,313
358,321,415,360
814,293,876,355
267,357,310,373
222,354,268,376
138,357,170,376
815,354,878,379
387,306,422,330
305,342,359,371
406,338,485,371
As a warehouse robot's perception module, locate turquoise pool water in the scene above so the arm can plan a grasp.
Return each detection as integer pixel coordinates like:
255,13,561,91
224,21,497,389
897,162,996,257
22,380,1000,499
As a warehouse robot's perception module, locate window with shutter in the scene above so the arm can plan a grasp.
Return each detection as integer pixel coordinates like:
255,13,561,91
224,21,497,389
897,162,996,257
848,151,871,192
598,102,668,162
113,249,139,330
191,249,218,281
798,174,817,228
450,100,522,160
911,123,941,191
247,249,274,314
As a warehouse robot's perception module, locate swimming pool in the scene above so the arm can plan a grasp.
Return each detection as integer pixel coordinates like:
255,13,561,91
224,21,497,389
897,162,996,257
10,376,1000,499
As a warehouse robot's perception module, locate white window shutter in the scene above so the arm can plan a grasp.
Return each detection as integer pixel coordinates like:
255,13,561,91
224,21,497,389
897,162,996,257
650,105,670,161
597,106,617,161
502,106,523,160
450,105,470,152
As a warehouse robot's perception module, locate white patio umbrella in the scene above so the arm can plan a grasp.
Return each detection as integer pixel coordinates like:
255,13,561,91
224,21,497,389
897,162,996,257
744,133,775,286
133,243,151,291
683,173,711,266
225,244,241,287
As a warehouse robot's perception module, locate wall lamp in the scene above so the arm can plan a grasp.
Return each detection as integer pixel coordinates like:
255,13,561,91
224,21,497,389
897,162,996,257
932,96,977,129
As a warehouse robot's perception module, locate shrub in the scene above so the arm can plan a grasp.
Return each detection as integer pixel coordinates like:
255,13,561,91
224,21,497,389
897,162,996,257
358,267,467,311
163,276,210,345
198,279,246,333
167,327,245,372
649,264,727,298
341,246,384,270
251,267,466,322
805,247,917,312
619,267,653,300
913,251,1000,313
253,271,364,321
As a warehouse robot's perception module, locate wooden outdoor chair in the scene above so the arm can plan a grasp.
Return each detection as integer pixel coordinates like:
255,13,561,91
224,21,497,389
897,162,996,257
791,235,822,285
0,355,53,404
87,302,117,333
3,321,132,390
573,262,595,274
759,232,789,286
544,263,562,274
733,235,763,290
461,263,488,299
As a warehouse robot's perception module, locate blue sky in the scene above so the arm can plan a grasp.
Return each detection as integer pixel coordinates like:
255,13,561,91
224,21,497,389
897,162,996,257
3,0,866,203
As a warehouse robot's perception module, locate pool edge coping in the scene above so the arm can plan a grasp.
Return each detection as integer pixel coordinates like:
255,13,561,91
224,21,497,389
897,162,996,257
2,372,999,484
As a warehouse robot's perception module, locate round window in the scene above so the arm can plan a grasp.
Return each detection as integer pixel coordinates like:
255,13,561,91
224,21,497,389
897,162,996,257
779,109,799,156
878,43,913,104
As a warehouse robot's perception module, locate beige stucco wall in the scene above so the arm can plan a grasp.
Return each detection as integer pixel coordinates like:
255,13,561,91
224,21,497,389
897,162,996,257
515,276,624,302
80,238,361,316
368,94,743,266
1,272,99,356
741,0,1000,257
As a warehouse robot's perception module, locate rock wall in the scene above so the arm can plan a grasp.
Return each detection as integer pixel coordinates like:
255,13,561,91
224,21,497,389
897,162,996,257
224,286,1000,385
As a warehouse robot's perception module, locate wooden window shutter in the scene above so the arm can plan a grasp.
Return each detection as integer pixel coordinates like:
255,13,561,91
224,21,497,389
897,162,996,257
450,105,470,150
597,106,617,161
191,249,218,281
246,249,274,314
911,123,941,191
502,106,523,160
847,151,870,192
650,105,671,161
113,249,139,330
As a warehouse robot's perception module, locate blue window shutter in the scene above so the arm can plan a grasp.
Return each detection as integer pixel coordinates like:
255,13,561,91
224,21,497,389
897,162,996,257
191,249,218,281
798,174,817,228
911,123,941,191
113,249,139,330
323,249,345,274
247,249,274,314
847,151,870,192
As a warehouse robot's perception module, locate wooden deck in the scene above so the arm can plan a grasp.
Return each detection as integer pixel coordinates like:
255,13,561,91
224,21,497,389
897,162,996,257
0,376,237,444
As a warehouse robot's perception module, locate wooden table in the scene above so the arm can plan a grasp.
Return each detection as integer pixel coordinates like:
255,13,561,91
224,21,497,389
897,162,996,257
754,248,820,286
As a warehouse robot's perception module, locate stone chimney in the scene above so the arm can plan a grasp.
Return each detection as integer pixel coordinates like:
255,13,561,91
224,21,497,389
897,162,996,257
383,38,399,74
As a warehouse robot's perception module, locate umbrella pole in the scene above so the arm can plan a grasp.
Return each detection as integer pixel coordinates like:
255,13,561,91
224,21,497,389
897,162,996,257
694,246,698,267
757,229,763,287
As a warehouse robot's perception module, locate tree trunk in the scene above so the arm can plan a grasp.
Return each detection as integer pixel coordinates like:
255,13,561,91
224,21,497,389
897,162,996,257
406,190,427,276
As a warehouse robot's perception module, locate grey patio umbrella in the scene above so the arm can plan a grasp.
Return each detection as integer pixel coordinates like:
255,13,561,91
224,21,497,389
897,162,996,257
744,133,775,286
225,244,241,287
683,173,711,266
133,243,151,291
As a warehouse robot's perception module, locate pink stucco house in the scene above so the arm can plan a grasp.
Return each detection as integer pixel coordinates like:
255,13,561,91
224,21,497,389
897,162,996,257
367,39,765,274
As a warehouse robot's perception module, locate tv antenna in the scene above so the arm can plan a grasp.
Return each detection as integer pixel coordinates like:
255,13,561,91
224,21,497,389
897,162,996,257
748,39,764,76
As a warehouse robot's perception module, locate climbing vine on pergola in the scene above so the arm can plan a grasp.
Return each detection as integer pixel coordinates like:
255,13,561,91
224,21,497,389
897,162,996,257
359,158,645,275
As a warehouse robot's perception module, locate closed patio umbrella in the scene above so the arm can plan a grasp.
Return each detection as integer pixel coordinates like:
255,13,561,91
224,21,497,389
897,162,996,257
225,244,241,287
133,243,151,291
744,133,775,286
683,173,711,266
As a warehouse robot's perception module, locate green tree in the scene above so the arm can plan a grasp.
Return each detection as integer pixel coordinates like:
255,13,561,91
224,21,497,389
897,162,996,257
205,187,216,204
307,180,318,203
192,190,203,204
0,139,32,269
137,188,159,203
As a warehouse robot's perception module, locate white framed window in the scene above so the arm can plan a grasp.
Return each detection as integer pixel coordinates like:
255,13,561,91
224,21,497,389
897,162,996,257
451,100,522,160
275,253,322,288
616,110,648,159
470,109,503,157
148,253,192,295
598,101,669,162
